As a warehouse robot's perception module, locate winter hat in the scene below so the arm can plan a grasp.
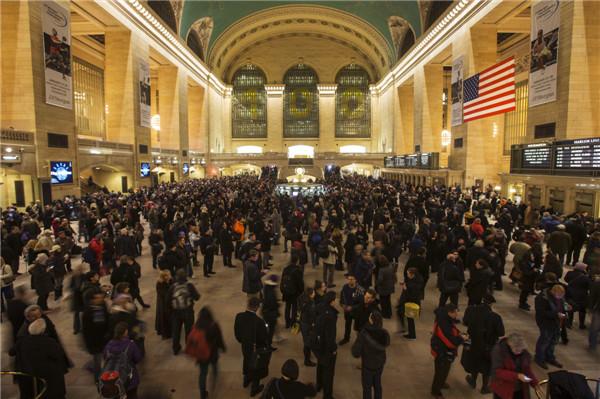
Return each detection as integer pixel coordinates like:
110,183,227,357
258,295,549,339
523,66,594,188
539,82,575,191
51,245,61,252
281,359,299,380
36,253,48,263
265,274,279,286
574,262,587,271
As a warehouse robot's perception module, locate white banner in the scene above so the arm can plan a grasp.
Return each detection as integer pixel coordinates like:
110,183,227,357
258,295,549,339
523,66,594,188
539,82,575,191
42,1,72,109
451,55,463,127
529,0,560,107
139,58,151,127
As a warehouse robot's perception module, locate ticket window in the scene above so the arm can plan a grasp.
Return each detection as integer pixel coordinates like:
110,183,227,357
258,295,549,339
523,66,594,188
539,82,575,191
527,187,542,210
575,192,595,215
509,184,523,204
549,189,565,214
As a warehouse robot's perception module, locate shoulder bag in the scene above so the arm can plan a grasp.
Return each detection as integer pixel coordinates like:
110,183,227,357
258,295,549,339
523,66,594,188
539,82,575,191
249,317,272,371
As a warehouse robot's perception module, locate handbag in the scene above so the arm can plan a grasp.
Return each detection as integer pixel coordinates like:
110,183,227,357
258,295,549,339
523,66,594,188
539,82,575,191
460,341,473,372
404,302,420,319
249,318,272,371
290,311,301,335
509,268,524,286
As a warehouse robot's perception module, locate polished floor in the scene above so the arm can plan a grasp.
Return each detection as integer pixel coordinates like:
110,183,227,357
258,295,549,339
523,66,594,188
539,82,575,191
1,222,599,399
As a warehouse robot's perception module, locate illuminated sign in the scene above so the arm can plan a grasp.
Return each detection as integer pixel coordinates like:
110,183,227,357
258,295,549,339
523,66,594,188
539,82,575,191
50,161,73,184
140,162,150,178
183,163,189,175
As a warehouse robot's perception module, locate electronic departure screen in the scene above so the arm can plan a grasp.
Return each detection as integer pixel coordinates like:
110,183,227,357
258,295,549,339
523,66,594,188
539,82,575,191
554,138,600,170
384,157,394,167
406,155,418,167
394,155,406,168
420,153,431,168
522,143,552,169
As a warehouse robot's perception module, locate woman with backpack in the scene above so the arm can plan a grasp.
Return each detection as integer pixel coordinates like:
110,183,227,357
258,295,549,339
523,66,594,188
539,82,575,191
101,321,142,399
191,307,226,399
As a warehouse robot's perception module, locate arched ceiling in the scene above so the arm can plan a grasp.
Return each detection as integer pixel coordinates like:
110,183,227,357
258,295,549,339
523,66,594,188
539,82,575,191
179,1,422,60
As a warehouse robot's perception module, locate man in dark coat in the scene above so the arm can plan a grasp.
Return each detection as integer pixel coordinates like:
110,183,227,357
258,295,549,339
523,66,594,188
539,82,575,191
114,228,137,259
15,318,69,399
6,285,29,345
4,225,23,274
565,218,587,266
219,221,235,268
281,254,305,328
167,268,201,355
314,291,339,399
352,288,381,333
463,294,505,394
234,296,270,397
82,291,110,382
199,228,216,277
437,253,464,308
351,311,390,399
242,250,266,298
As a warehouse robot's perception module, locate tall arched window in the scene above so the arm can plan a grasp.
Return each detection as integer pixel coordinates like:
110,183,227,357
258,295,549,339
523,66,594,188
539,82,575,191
335,65,371,138
232,65,267,138
284,65,319,138
147,1,177,33
187,31,204,61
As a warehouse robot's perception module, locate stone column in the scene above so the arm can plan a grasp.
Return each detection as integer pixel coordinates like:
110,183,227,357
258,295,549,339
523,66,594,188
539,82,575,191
188,85,206,153
413,64,443,154
317,84,337,152
396,85,414,155
265,85,284,152
158,65,180,151
450,26,501,186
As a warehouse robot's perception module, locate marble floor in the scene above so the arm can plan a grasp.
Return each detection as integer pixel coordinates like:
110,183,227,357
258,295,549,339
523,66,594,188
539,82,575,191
1,224,599,399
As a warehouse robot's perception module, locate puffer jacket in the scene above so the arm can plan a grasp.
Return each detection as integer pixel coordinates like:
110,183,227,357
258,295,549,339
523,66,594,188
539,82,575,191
375,264,396,296
351,323,390,370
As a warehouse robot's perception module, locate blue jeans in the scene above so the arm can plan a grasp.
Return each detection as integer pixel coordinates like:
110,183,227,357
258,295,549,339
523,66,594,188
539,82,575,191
362,367,383,399
535,328,559,363
589,310,600,350
172,309,194,354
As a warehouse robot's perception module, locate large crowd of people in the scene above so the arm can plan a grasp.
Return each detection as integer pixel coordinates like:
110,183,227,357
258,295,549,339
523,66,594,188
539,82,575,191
1,173,599,399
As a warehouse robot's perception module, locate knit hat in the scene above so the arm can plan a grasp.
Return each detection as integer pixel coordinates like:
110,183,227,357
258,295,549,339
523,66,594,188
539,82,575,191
281,359,299,380
36,253,48,263
313,223,318,227
51,245,61,252
574,262,587,271
482,293,496,304
265,274,279,286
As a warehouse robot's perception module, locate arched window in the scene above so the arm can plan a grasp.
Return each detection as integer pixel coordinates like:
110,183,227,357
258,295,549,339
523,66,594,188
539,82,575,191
147,1,177,33
335,65,371,138
187,31,204,61
232,65,267,138
284,65,319,138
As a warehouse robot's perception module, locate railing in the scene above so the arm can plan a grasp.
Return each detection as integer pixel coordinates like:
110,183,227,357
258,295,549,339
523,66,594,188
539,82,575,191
151,147,179,155
1,371,47,399
78,138,133,152
1,129,34,144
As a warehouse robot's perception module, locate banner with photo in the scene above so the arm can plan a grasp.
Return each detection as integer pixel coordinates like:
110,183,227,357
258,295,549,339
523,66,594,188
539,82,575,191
451,55,464,127
139,58,151,127
529,0,560,107
42,1,72,109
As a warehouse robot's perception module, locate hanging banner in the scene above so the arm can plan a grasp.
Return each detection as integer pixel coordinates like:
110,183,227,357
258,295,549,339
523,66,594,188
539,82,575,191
529,0,560,107
139,58,151,127
42,1,72,109
451,55,463,127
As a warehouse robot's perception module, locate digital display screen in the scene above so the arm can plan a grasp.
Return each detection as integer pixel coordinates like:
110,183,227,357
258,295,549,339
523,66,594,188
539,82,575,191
554,138,600,170
183,163,189,175
384,157,394,167
420,153,431,168
50,161,73,184
406,155,418,168
394,156,406,168
140,162,150,178
522,143,552,169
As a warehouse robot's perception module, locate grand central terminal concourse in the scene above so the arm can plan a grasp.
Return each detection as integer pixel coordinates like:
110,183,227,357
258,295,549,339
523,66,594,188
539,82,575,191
1,1,599,398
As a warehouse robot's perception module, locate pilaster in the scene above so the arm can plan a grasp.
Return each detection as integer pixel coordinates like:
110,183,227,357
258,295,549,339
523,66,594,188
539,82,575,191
317,84,337,152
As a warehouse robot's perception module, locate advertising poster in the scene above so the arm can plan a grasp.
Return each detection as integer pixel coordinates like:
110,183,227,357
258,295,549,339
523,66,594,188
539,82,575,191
451,55,463,127
139,58,151,127
42,1,72,109
529,0,560,107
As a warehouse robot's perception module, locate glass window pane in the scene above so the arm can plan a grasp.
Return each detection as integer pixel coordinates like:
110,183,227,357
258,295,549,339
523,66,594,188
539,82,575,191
284,65,319,138
73,57,105,138
335,65,371,138
232,65,267,138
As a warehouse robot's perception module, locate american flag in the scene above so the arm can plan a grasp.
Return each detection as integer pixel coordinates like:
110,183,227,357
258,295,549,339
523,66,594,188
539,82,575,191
463,56,515,123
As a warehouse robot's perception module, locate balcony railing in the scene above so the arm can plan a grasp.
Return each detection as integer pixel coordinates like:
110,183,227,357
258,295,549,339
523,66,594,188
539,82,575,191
78,138,133,152
1,129,34,144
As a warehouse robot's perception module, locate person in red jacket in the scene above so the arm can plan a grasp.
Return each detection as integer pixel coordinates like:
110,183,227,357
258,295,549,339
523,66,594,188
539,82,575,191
430,303,468,399
89,234,104,273
489,333,540,399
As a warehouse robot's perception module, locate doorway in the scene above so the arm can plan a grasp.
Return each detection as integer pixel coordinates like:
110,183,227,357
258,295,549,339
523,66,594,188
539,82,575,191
121,176,128,193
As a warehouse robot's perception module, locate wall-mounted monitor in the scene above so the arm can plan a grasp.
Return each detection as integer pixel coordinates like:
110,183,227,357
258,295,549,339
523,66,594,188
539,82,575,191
183,163,189,175
50,161,73,184
140,162,150,178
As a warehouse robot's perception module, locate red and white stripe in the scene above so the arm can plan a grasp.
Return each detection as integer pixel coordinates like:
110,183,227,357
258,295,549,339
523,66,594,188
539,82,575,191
464,56,516,122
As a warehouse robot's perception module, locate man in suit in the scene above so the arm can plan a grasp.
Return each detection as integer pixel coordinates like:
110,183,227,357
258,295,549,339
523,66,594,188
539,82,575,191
234,297,269,397
315,291,339,399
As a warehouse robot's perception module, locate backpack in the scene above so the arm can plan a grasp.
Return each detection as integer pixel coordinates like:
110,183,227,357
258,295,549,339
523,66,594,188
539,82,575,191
171,282,192,310
308,309,330,357
157,254,168,270
82,244,98,264
185,325,211,362
280,268,296,297
97,341,133,398
317,240,330,259
312,233,322,245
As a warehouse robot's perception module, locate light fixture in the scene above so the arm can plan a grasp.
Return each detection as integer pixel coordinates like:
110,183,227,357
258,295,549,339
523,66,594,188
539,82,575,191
441,130,452,147
151,114,161,131
509,188,516,193
90,149,101,155
105,104,109,114
493,123,498,138
5,147,12,153
494,186,501,191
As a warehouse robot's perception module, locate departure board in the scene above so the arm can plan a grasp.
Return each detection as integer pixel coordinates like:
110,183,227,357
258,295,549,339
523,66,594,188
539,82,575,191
554,137,600,169
522,143,552,169
384,157,394,167
394,155,406,168
406,154,418,167
420,153,431,168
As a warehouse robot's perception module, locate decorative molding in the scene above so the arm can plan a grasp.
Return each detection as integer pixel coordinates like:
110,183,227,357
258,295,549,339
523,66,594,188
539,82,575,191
208,5,394,80
170,0,183,35
187,17,213,61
